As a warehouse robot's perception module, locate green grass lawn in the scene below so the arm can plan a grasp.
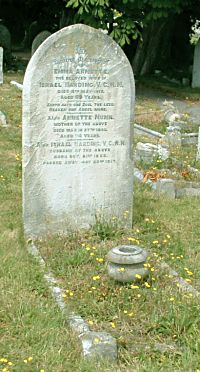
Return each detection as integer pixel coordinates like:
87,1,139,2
0,72,200,371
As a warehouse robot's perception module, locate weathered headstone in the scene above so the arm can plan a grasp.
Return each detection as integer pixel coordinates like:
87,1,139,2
0,47,3,84
197,127,200,160
192,40,200,88
23,24,135,237
31,30,51,55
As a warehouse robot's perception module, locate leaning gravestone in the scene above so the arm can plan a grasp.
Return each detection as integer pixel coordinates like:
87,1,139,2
0,47,3,84
31,30,51,56
23,24,135,237
192,39,200,88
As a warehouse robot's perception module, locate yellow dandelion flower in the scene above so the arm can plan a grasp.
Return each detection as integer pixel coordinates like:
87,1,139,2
118,267,125,272
90,252,95,256
40,369,45,372
187,271,193,276
123,310,128,314
94,337,100,344
137,294,141,298
145,218,150,222
169,297,175,301
62,293,67,298
110,322,116,328
166,234,171,239
144,282,151,288
92,246,96,250
2,368,9,372
150,268,155,272
185,278,192,283
92,275,100,281
7,362,13,366
86,247,90,251
91,286,96,290
88,320,94,325
163,239,167,243
81,243,85,247
128,312,134,317
130,285,139,289
153,287,157,291
127,237,136,241
151,220,155,223
135,274,142,279
152,240,159,244
23,360,28,364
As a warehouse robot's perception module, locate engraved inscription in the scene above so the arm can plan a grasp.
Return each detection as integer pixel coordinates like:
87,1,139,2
35,45,126,166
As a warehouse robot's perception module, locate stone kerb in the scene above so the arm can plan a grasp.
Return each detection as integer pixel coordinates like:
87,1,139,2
23,24,135,237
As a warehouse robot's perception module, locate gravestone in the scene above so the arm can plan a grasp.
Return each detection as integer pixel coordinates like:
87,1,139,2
0,47,3,84
23,24,135,237
31,30,51,55
192,40,200,88
197,127,200,160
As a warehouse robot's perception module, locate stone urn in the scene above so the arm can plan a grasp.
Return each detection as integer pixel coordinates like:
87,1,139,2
106,245,149,282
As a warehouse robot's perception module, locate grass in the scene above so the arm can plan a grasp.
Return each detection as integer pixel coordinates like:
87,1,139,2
1,72,200,371
38,183,200,371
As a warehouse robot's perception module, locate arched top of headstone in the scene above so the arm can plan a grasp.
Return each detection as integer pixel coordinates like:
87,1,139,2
23,24,135,237
24,24,134,96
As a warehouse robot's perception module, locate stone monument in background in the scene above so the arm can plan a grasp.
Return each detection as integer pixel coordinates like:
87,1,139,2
197,127,200,160
31,31,51,56
23,24,135,237
0,47,3,84
192,39,200,88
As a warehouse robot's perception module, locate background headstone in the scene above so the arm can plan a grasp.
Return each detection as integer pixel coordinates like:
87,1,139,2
0,47,3,84
31,30,51,55
197,127,200,161
23,24,135,237
192,39,200,88
0,24,12,66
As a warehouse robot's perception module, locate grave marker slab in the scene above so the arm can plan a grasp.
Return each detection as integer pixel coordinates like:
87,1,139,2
192,40,200,88
0,47,3,84
197,127,200,160
23,24,135,237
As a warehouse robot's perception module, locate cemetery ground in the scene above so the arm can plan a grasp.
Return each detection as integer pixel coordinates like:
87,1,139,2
0,72,200,371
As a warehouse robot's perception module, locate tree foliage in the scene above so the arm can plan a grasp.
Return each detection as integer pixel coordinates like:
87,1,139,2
65,0,200,46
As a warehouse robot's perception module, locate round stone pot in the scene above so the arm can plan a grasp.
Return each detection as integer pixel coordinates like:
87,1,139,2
106,245,149,283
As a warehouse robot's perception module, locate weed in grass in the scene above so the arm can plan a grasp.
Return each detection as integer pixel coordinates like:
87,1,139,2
91,212,125,240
